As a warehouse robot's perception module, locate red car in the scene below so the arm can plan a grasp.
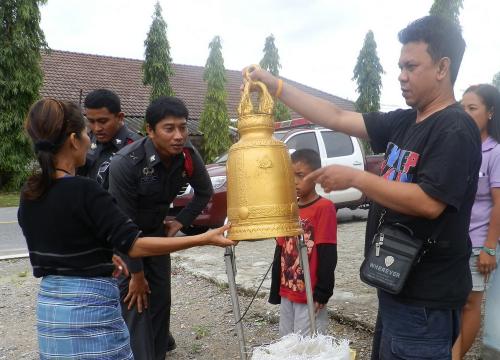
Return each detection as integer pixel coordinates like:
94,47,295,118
171,158,228,235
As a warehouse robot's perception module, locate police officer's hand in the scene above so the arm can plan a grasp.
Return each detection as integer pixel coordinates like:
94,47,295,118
202,224,236,247
164,217,183,237
124,271,151,313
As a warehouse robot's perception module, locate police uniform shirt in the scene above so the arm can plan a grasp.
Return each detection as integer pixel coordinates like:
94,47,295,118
108,136,213,272
78,125,141,189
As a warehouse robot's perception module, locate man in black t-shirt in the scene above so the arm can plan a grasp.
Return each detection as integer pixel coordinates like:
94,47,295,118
245,16,480,360
78,89,140,189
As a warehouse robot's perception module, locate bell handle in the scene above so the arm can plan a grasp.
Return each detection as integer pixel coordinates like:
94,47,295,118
239,65,274,116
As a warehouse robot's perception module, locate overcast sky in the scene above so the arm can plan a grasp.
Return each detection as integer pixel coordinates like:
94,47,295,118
40,0,500,111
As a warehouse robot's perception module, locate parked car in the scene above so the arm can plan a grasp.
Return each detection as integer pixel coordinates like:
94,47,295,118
172,120,384,234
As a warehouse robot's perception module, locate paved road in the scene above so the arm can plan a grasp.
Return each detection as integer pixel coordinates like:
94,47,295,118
0,207,26,258
0,206,367,258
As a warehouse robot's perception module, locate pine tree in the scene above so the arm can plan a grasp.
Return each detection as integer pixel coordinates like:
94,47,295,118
143,2,174,101
429,0,463,25
199,36,231,163
259,34,290,121
0,0,48,189
493,72,500,91
353,31,384,113
352,30,384,154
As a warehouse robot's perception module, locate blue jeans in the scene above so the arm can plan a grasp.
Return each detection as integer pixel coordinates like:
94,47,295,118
371,291,460,360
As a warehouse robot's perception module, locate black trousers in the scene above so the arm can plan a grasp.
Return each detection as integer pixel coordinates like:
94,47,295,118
119,254,171,360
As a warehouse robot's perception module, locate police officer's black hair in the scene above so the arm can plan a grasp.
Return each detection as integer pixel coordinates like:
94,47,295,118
291,149,321,171
398,15,466,85
84,89,122,114
145,96,189,129
464,84,500,143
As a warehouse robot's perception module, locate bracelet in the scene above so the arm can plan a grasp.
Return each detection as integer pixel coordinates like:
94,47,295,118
275,79,283,98
482,246,496,256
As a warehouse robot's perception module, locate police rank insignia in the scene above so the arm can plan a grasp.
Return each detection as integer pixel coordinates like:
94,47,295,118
91,143,97,150
115,138,122,145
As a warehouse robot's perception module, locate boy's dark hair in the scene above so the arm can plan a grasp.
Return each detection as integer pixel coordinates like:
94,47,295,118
84,89,122,114
464,84,500,143
291,149,321,171
145,96,189,129
398,15,465,85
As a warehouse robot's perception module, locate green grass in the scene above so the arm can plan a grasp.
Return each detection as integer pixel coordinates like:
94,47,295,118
193,324,210,339
0,192,20,207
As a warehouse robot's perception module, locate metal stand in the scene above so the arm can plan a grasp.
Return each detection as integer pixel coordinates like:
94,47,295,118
224,236,316,360
224,246,247,360
297,234,317,335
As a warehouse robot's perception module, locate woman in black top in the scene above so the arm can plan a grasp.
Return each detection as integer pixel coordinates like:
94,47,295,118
18,98,234,359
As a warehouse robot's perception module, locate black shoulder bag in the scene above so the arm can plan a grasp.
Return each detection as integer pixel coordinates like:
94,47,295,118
360,209,447,294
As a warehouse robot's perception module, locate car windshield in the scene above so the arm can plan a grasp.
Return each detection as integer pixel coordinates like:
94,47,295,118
274,131,286,140
214,153,228,164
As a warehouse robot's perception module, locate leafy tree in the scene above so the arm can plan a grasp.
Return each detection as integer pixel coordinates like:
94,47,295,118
429,0,463,25
493,72,500,91
259,34,290,121
199,36,231,163
143,2,174,101
0,0,48,189
352,30,384,154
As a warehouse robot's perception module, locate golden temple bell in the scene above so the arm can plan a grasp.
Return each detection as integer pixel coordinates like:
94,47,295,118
226,67,303,241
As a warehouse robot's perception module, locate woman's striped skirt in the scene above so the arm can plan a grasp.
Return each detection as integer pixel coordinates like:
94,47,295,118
37,276,133,359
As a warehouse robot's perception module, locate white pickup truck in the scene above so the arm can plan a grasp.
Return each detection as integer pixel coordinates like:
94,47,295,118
275,125,368,208
172,120,383,233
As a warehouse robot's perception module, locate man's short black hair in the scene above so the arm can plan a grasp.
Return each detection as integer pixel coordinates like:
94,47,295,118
398,15,466,85
84,89,122,114
145,96,189,129
291,149,321,171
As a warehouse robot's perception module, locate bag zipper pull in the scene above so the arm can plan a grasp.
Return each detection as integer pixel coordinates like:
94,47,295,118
376,233,384,257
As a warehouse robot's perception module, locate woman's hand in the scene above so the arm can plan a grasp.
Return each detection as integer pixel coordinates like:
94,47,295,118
478,249,497,277
112,254,129,278
202,224,236,247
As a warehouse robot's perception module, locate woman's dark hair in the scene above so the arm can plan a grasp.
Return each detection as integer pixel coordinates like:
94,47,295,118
464,84,500,143
22,99,86,200
398,16,466,85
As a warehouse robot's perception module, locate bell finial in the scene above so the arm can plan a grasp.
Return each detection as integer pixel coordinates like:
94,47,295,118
238,65,274,118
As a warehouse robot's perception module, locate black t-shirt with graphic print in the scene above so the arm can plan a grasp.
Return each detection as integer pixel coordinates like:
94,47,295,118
363,103,481,309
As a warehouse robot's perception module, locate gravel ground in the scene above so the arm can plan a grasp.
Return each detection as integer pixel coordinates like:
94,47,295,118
0,258,373,360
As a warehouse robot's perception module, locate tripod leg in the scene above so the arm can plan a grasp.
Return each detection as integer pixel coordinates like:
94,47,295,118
224,246,247,359
297,235,317,335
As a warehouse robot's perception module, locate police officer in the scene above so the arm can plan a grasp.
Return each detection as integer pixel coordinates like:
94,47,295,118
78,89,140,189
109,96,213,360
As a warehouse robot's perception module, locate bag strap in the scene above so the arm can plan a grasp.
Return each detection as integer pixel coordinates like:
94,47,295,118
182,148,194,178
378,206,449,248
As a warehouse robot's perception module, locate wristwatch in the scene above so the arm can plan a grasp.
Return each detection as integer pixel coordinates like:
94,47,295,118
482,246,497,256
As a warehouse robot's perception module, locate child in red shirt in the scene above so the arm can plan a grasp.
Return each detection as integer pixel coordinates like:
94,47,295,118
269,149,338,336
